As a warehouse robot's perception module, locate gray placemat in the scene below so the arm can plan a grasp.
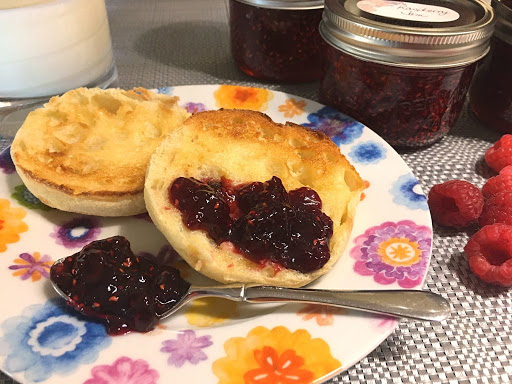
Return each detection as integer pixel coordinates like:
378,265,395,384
1,0,511,383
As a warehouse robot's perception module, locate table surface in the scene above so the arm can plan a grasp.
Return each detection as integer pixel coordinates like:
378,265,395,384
1,0,511,383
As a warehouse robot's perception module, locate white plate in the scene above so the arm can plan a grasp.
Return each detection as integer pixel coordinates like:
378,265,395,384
0,84,432,384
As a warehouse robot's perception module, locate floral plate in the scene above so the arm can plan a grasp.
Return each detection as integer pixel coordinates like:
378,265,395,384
0,84,432,384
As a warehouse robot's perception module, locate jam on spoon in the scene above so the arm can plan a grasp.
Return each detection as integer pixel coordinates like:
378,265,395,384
50,236,190,335
49,238,451,326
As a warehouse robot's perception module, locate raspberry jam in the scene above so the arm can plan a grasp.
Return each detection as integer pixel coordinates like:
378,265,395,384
320,48,477,147
229,0,326,82
319,0,495,147
469,0,512,133
170,176,333,273
50,236,190,335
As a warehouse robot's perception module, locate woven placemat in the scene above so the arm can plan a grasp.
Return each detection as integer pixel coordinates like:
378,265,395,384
1,0,511,383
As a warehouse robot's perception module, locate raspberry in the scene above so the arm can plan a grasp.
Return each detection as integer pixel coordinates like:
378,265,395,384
479,191,512,226
485,134,512,173
482,171,512,198
498,165,512,176
428,180,484,228
464,224,512,286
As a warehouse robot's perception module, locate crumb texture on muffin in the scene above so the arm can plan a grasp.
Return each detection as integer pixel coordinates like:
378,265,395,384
11,87,190,216
145,109,364,287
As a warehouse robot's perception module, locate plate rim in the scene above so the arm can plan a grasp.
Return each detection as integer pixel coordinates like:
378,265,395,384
0,83,433,384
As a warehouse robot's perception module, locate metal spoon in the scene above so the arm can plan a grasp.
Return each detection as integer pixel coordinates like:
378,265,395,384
50,267,450,322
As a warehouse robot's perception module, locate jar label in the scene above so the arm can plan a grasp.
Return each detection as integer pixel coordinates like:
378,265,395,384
356,0,460,22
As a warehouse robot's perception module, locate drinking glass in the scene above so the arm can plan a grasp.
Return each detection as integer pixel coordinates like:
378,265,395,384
0,0,118,129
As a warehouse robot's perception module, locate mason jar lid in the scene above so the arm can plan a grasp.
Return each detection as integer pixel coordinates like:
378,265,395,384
320,0,496,67
493,0,512,44
233,0,323,10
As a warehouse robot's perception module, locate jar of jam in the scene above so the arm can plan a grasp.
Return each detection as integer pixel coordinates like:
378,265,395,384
469,0,512,133
319,0,495,147
229,0,327,82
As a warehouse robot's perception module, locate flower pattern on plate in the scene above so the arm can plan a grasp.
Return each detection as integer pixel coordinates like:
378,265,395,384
0,298,111,383
183,102,207,114
360,180,371,201
0,149,14,174
214,85,273,111
0,198,28,253
370,315,399,330
156,86,173,95
278,98,306,118
185,298,239,327
303,106,364,145
349,141,387,164
297,304,346,326
11,185,52,211
84,357,159,384
161,330,213,367
351,220,431,288
9,252,52,282
212,326,341,384
391,174,428,210
0,85,433,384
246,347,313,384
50,216,101,249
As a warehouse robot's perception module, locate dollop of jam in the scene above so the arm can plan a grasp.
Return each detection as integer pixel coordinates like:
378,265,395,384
170,176,333,273
50,236,190,335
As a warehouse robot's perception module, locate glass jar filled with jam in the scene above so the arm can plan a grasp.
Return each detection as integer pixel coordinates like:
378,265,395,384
229,0,326,82
469,0,512,134
319,0,495,147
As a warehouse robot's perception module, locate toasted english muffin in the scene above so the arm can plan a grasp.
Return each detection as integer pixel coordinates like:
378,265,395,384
144,109,364,287
10,87,190,216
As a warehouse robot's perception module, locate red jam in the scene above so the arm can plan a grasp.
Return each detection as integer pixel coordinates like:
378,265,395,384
50,236,190,335
229,0,326,82
170,176,333,273
469,1,512,133
319,0,494,147
320,47,477,147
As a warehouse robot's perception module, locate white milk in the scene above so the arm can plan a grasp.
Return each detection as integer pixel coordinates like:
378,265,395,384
0,0,115,97
0,0,57,9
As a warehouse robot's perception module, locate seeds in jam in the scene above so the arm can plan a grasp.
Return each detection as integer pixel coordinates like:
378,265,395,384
170,176,333,273
50,236,190,335
320,44,476,147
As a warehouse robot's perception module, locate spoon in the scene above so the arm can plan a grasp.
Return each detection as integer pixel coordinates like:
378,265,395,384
50,263,450,323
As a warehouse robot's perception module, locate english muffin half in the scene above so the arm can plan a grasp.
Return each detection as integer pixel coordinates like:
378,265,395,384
11,87,190,216
145,109,364,287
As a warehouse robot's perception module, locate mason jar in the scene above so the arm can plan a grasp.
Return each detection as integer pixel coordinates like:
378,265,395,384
229,0,327,82
319,0,495,147
470,0,512,133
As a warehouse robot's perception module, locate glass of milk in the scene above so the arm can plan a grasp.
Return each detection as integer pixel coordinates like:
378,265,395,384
0,0,117,99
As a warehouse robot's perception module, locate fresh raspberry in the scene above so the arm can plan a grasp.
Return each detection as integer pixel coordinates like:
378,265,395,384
498,165,512,176
479,191,512,226
428,180,484,228
464,224,512,286
485,134,512,173
482,170,512,198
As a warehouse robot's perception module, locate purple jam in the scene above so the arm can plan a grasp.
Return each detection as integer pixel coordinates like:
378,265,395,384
50,236,190,335
170,176,333,273
320,45,476,147
469,0,512,134
229,0,326,82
